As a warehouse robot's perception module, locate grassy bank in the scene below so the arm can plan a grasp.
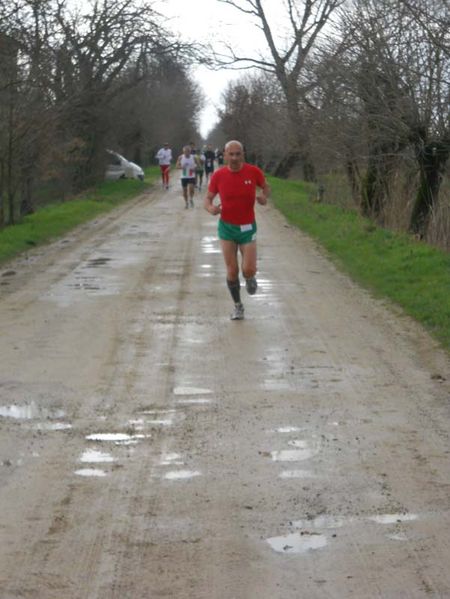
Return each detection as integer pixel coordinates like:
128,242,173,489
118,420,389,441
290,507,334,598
0,167,159,264
269,176,450,352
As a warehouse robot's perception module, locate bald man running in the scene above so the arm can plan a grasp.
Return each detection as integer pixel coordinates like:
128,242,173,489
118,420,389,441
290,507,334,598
204,140,270,320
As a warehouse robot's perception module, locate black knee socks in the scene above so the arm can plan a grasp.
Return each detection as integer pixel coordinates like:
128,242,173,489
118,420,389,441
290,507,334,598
227,279,241,304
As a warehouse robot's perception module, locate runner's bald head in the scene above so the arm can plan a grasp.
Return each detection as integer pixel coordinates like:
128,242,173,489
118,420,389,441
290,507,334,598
224,140,244,171
224,140,243,152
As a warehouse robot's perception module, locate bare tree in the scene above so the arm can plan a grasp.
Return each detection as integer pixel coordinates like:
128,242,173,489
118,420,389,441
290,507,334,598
51,0,185,188
398,0,450,56
218,73,289,169
316,0,450,235
0,0,204,224
109,55,204,164
215,0,344,180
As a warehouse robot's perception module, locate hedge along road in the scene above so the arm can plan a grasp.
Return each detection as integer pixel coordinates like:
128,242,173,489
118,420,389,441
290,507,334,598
0,181,449,598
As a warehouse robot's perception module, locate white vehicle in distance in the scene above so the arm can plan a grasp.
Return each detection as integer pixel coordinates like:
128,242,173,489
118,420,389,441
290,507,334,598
105,150,144,181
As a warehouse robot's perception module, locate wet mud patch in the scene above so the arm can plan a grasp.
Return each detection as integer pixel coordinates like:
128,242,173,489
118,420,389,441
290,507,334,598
164,470,201,481
0,402,66,421
173,386,213,396
79,449,116,463
84,257,112,268
266,531,328,555
85,432,148,445
74,468,108,477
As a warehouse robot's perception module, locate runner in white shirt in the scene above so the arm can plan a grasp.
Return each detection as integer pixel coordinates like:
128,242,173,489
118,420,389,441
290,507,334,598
176,146,197,209
155,143,172,189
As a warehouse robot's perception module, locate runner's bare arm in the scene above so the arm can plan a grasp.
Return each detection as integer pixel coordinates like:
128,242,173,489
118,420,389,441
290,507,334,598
204,190,221,215
256,182,270,205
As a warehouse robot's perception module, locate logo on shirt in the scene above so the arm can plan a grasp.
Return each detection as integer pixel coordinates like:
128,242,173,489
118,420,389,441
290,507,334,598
244,179,252,185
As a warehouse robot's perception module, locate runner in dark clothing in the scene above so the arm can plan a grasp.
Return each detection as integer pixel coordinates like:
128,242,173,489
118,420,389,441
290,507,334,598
204,144,216,184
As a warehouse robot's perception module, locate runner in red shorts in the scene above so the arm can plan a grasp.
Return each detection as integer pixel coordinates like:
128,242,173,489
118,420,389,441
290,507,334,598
155,143,172,189
204,140,270,320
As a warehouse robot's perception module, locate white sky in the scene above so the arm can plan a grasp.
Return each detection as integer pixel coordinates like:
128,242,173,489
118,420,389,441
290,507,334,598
155,0,282,138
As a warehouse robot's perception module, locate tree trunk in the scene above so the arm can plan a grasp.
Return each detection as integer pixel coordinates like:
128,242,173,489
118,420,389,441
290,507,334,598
7,103,15,225
273,150,301,178
410,140,450,237
0,159,4,227
360,142,396,222
345,156,361,203
361,158,384,218
302,155,316,182
20,174,34,217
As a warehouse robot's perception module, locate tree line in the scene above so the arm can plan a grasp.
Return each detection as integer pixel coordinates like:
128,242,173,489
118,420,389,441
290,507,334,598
0,0,203,225
1,0,448,249
211,0,449,247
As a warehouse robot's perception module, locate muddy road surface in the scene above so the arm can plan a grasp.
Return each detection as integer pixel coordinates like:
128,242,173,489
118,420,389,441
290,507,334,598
0,184,450,599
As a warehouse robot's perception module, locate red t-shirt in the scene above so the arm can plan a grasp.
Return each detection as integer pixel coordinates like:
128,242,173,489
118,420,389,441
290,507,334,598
208,163,266,225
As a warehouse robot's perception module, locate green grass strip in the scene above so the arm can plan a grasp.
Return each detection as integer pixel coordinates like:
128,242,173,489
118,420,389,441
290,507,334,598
0,167,159,264
269,176,450,351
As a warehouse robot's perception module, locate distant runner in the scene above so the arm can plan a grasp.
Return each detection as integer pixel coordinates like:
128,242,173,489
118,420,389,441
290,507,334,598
216,148,224,166
176,145,197,209
204,144,216,184
204,140,270,320
194,150,205,191
155,143,172,189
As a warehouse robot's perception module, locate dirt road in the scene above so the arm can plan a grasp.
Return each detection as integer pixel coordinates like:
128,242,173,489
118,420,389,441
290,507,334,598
0,183,450,598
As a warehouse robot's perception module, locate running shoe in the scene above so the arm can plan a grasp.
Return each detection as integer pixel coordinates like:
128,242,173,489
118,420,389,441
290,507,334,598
245,276,257,295
190,199,194,208
230,303,244,320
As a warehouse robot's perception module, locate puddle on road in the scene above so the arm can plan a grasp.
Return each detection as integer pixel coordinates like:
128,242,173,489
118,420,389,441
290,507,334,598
74,468,108,477
34,422,73,431
128,418,145,430
271,449,315,462
288,440,309,448
266,532,328,555
0,402,66,420
265,512,421,554
252,277,275,301
201,237,221,254
129,416,174,427
273,426,303,433
164,470,201,481
368,513,418,525
139,409,177,415
387,532,409,541
279,470,315,479
86,433,147,444
42,252,134,306
79,449,115,463
176,399,211,405
173,386,212,396
160,453,184,466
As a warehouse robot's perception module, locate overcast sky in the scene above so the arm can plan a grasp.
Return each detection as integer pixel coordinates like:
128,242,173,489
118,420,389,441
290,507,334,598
155,0,281,138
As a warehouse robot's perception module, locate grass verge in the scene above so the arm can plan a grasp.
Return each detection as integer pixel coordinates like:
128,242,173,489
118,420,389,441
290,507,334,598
0,167,159,265
269,176,450,352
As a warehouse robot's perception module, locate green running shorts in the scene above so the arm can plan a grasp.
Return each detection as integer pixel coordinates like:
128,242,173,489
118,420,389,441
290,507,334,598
218,219,257,244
